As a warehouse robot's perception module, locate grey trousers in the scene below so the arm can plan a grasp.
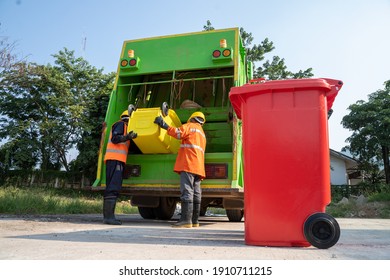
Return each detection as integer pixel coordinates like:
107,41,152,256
180,171,202,203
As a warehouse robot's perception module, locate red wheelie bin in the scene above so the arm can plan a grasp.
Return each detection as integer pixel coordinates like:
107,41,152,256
229,78,343,249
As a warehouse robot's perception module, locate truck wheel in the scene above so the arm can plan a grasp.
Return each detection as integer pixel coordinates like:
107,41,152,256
138,207,156,219
200,207,207,216
153,197,176,220
304,213,340,249
226,209,244,222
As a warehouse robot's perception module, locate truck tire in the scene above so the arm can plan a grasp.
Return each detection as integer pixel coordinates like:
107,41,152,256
138,207,156,219
303,212,340,249
226,209,244,222
153,197,176,220
200,207,207,217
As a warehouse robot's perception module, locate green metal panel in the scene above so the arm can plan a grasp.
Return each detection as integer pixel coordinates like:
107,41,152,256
119,28,238,75
94,28,246,192
124,153,233,186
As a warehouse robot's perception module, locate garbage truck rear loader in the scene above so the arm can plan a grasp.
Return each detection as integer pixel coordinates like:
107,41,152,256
93,28,249,222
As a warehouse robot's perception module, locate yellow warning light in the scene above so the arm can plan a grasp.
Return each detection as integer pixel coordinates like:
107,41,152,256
220,39,227,48
128,49,134,58
121,59,128,67
223,49,231,57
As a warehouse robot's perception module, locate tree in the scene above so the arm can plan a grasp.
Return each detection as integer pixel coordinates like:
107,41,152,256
0,35,19,76
203,20,214,31
51,48,115,173
341,80,390,184
203,21,313,80
0,49,114,171
71,83,111,180
0,62,65,170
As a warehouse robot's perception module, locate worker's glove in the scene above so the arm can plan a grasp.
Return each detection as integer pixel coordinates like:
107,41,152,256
154,116,169,130
125,131,138,140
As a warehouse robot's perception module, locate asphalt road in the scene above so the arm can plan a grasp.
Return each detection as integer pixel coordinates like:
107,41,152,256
0,214,389,260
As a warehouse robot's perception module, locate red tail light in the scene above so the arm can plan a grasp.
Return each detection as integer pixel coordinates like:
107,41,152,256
212,50,221,58
205,164,228,179
129,58,137,66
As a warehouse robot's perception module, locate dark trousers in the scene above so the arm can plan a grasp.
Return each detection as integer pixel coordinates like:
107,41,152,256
104,160,124,199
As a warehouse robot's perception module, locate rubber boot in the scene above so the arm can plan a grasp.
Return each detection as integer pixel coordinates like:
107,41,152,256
103,198,122,225
172,201,193,228
192,203,201,227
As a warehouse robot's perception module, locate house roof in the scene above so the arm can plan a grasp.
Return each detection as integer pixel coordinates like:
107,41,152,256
330,149,360,179
330,149,357,163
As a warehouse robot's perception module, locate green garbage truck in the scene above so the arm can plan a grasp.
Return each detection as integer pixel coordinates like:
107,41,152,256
93,28,250,222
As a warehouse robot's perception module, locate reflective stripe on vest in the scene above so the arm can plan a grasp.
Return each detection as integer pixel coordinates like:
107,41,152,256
175,127,206,140
180,143,205,154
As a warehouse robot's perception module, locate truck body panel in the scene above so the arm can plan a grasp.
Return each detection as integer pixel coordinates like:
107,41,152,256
93,28,249,221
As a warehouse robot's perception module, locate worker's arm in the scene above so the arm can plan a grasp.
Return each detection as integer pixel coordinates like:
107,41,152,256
154,116,169,130
111,122,137,143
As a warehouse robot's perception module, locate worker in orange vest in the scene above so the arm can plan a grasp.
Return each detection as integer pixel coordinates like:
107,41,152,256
154,111,206,228
103,110,137,225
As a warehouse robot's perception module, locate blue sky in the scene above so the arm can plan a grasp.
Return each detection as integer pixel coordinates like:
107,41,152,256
1,0,390,155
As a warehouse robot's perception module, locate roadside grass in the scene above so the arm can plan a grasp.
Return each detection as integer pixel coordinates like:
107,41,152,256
326,191,390,219
1,185,390,218
0,186,138,215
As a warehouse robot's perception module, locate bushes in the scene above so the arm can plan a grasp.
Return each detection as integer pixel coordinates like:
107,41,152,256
331,183,390,202
329,183,390,218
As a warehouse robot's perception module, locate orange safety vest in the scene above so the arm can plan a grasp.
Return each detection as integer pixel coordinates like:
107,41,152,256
104,121,130,164
167,122,207,178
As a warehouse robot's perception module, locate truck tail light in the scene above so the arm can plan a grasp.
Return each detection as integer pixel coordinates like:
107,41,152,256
124,164,141,179
222,49,231,57
205,164,228,179
120,58,140,70
129,58,137,66
213,50,221,58
212,39,233,62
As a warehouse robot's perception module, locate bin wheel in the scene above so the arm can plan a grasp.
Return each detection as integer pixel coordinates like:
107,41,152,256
304,213,340,249
128,104,136,117
161,102,169,117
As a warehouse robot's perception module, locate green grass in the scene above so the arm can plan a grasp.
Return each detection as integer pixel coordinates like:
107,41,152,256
327,191,390,219
2,185,389,218
0,186,138,215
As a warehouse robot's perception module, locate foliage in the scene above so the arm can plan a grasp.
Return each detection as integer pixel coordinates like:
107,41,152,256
0,49,114,172
0,33,25,76
341,80,390,184
328,184,390,218
70,91,110,180
203,20,214,31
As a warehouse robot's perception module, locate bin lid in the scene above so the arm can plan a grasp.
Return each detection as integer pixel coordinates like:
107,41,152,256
229,78,343,119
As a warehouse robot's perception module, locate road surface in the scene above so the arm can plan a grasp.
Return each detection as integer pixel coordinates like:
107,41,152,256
1,214,389,260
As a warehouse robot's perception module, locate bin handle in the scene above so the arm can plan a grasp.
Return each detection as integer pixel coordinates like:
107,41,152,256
248,78,266,84
322,78,343,110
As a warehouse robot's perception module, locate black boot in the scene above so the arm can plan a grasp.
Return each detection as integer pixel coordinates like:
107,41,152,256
103,198,122,225
172,201,193,228
192,203,201,227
